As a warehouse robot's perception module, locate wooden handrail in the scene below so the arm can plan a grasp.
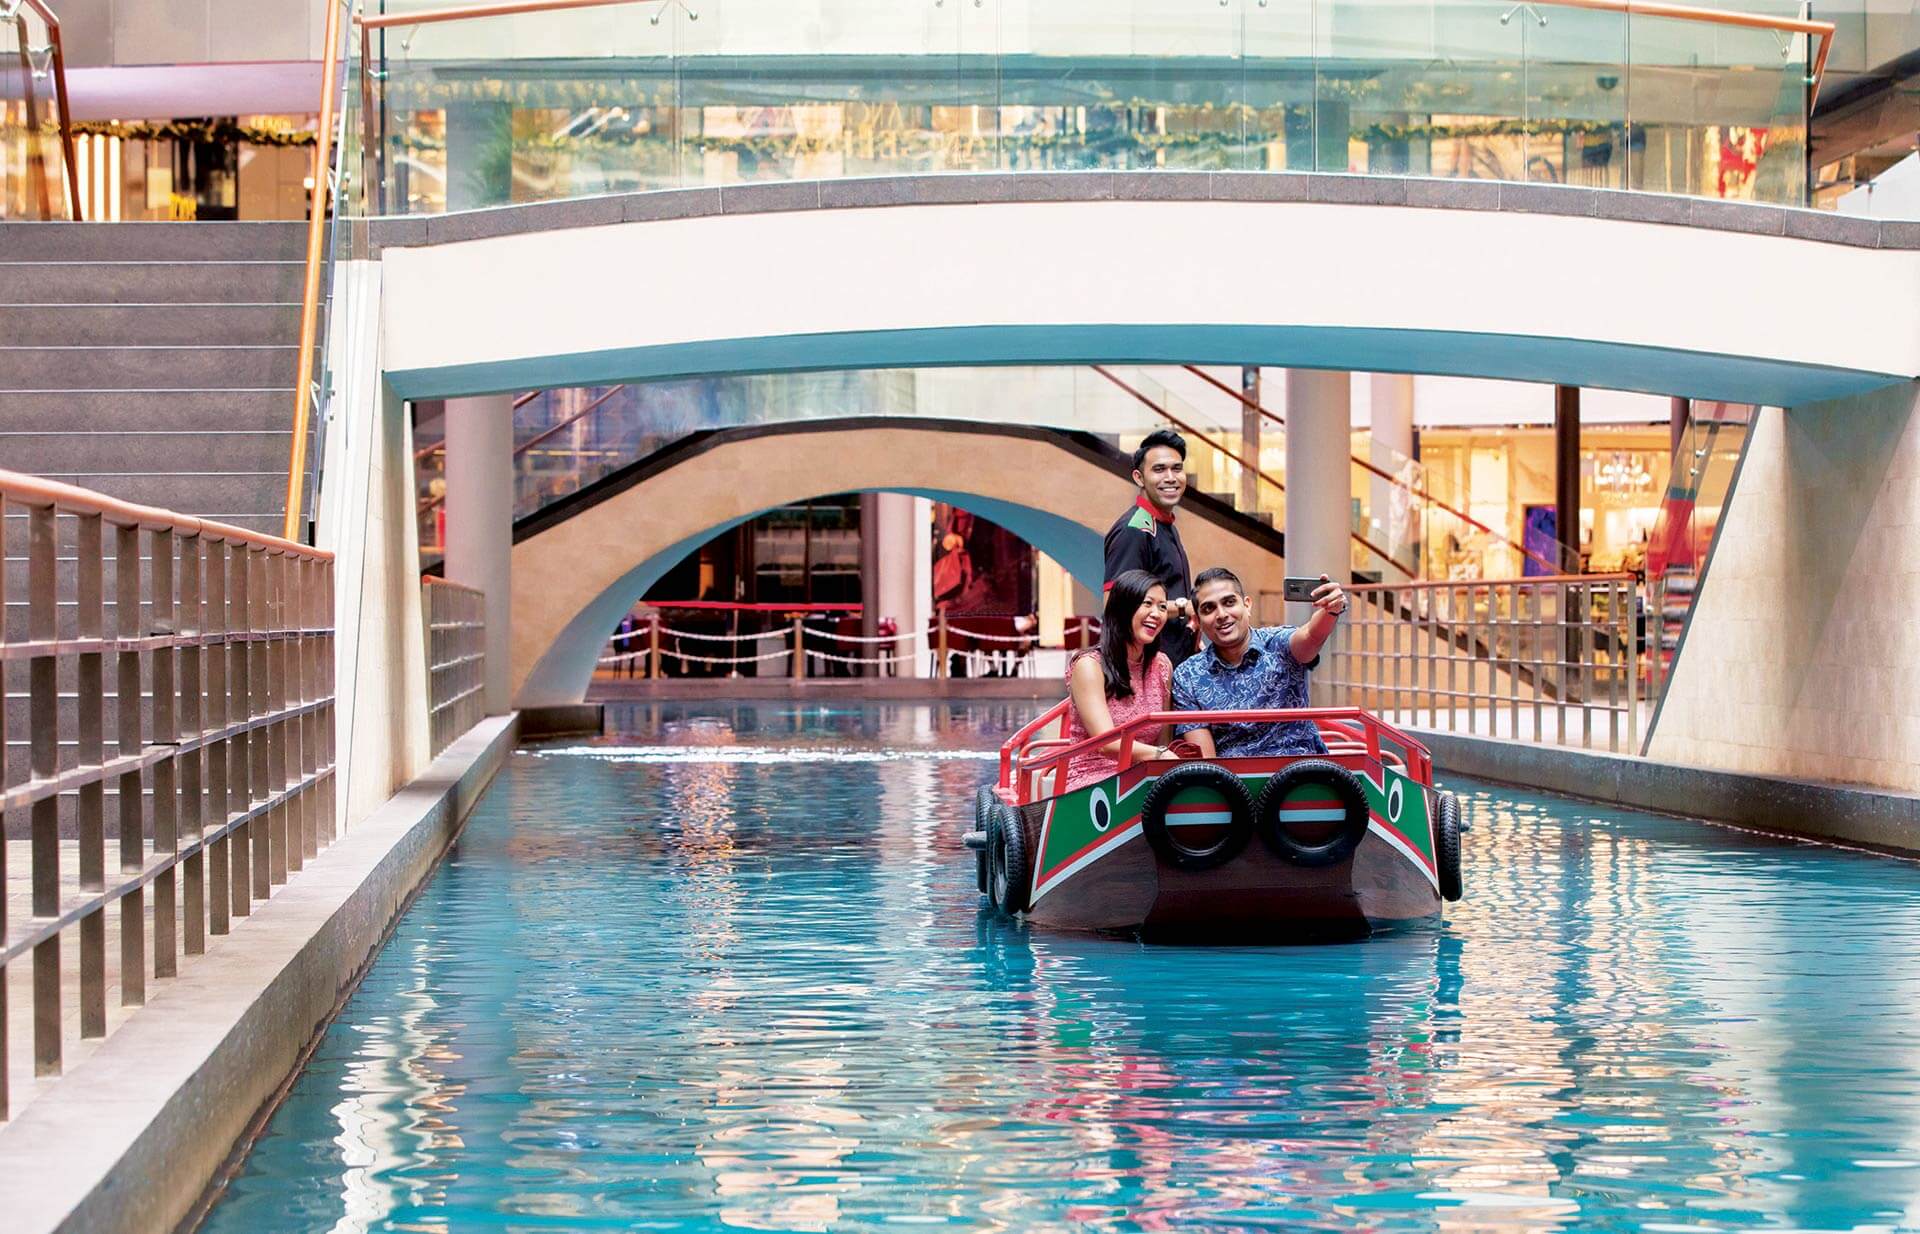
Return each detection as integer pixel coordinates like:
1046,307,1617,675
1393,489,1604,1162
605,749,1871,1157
357,0,650,29
281,0,347,541
1,469,334,560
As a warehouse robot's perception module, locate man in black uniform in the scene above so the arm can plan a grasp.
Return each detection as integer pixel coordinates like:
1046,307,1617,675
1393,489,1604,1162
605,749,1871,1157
1104,428,1198,664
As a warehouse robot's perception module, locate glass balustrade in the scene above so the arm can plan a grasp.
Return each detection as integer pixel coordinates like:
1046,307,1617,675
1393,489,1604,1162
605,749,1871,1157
341,0,1821,216
0,0,74,220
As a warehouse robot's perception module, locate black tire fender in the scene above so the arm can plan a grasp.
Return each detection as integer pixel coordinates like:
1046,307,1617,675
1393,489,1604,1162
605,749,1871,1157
1435,789,1464,902
1138,762,1255,872
1254,760,1372,868
988,802,1030,915
970,784,996,895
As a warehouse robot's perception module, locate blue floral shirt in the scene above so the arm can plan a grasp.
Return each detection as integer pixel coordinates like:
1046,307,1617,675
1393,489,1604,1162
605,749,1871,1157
1170,626,1328,757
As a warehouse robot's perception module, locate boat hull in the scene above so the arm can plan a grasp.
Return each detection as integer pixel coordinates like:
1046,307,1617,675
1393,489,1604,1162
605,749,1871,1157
1011,754,1442,939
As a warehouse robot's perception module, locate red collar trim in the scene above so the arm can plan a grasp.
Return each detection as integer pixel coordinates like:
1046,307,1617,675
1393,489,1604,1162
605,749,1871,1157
1135,493,1175,524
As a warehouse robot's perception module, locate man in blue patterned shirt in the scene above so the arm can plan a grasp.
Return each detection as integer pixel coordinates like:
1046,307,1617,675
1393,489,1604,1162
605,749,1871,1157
1171,567,1348,758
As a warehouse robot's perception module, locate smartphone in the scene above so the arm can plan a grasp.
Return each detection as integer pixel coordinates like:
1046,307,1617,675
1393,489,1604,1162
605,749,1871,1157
1283,576,1324,604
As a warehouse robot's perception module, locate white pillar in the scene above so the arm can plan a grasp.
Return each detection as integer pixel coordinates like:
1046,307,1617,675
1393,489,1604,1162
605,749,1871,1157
444,394,514,713
1369,372,1416,578
1284,369,1352,616
875,491,932,678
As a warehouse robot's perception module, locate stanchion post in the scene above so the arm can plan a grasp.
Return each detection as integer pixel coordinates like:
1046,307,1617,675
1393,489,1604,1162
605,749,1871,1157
937,609,950,678
1078,617,1090,651
648,615,661,680
792,616,805,681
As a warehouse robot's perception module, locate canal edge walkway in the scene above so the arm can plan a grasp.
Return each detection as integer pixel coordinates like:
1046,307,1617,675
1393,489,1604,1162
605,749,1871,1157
1420,728,1920,857
0,715,520,1234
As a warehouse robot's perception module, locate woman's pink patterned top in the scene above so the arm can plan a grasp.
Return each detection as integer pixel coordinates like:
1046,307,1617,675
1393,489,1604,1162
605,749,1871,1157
1059,650,1172,794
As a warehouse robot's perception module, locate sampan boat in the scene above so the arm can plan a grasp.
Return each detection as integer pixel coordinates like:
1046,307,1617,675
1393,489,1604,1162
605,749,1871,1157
966,705,1464,939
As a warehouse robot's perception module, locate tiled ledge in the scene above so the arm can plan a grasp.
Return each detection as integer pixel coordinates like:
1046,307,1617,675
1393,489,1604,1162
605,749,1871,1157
359,171,1920,252
1419,728,1920,856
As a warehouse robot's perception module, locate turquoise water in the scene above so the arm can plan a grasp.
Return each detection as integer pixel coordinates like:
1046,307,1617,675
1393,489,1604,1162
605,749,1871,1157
204,702,1920,1234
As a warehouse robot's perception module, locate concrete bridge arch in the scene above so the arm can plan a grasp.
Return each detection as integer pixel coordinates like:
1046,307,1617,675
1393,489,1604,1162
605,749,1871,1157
511,418,1288,706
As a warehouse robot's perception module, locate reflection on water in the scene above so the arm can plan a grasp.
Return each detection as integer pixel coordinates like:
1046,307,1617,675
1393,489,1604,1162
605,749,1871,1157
204,702,1920,1234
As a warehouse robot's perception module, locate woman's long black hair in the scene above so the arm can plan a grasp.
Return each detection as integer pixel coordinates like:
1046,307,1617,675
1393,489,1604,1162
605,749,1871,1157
1094,568,1165,700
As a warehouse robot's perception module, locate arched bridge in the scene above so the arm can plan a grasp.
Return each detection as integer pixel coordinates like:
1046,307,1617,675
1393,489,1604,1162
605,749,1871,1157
509,418,1287,707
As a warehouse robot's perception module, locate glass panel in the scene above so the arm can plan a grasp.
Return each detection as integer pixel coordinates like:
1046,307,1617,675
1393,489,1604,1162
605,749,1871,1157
679,0,973,184
0,3,73,220
999,0,1246,172
1628,7,1811,204
1524,2,1627,188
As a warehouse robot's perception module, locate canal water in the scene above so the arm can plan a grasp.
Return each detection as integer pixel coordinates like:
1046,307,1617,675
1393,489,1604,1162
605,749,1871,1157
204,702,1920,1234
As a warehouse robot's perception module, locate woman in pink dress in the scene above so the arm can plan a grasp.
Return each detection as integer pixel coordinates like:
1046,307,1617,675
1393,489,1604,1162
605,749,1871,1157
1060,569,1178,793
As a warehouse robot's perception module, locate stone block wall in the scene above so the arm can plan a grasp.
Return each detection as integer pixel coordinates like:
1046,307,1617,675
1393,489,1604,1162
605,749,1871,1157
1649,384,1920,791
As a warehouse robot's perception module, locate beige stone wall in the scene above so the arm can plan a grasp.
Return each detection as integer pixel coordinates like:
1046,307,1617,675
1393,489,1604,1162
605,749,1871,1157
511,426,1288,704
1649,386,1920,791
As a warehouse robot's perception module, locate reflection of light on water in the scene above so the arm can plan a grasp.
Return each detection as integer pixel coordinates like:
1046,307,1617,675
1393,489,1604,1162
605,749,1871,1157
533,745,998,765
325,940,462,1234
209,703,1920,1234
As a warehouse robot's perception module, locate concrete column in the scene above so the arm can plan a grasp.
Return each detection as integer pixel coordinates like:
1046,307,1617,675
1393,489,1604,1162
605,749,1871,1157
1554,385,1582,571
1284,369,1352,613
874,492,931,678
1369,373,1416,578
444,394,514,713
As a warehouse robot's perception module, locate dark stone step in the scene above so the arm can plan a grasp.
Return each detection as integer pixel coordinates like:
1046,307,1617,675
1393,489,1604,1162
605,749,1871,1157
0,221,307,263
0,345,298,391
0,261,305,305
0,389,295,433
0,302,302,346
0,429,292,475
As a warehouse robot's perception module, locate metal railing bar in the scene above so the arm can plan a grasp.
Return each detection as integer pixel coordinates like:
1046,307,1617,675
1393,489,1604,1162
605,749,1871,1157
0,696,333,814
0,767,338,965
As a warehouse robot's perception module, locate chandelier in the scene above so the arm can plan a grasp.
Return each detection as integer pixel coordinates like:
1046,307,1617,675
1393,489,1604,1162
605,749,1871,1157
1594,451,1656,496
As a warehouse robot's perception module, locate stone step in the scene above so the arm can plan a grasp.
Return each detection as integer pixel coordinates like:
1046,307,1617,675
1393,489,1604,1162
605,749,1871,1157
0,261,305,305
0,345,298,391
0,221,307,263
0,429,292,475
0,389,294,433
0,303,302,347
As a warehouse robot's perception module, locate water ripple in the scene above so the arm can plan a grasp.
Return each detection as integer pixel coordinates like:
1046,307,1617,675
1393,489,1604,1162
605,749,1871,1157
205,703,1920,1234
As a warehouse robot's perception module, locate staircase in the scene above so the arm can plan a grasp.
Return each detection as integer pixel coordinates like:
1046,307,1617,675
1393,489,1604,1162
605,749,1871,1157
0,221,305,536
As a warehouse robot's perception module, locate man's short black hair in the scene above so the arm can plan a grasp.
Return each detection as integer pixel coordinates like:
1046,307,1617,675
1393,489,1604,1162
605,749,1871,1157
1131,429,1187,473
1194,566,1245,597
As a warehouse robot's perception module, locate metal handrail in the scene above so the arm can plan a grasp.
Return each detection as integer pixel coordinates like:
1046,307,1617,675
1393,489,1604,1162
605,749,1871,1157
1004,706,1433,804
13,0,80,218
281,0,349,540
0,467,336,1117
1092,365,1413,572
416,385,628,515
1178,365,1568,576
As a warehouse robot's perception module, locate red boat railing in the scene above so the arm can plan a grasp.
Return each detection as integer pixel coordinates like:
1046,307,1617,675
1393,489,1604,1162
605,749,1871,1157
1001,707,1433,805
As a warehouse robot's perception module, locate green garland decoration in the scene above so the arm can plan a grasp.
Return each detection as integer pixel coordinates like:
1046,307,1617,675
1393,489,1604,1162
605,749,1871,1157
69,119,316,147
